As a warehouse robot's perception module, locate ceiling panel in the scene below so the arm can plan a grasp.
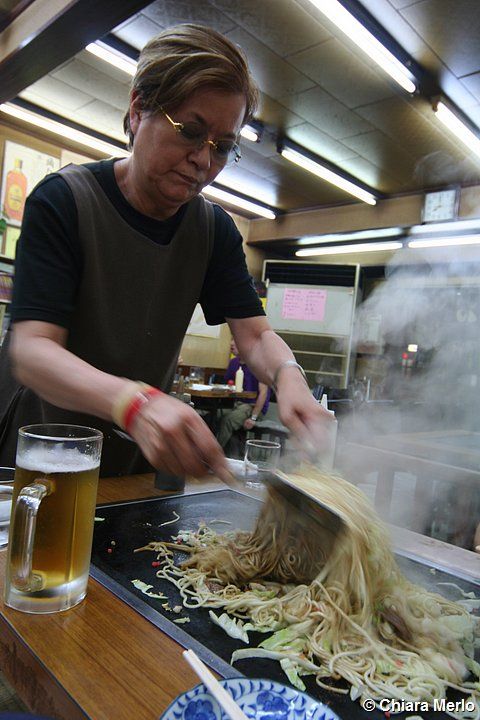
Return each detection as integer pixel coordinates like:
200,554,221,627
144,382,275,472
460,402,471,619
286,122,359,165
461,73,480,103
74,99,126,139
4,0,480,221
141,0,236,34
400,0,480,78
209,0,331,58
357,95,480,188
113,13,162,49
279,85,374,139
51,56,130,111
19,75,93,113
388,0,422,9
340,155,404,193
341,130,419,186
256,94,305,133
288,37,394,109
225,27,315,98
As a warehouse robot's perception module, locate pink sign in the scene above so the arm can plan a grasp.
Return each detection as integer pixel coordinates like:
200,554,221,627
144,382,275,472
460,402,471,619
281,288,327,321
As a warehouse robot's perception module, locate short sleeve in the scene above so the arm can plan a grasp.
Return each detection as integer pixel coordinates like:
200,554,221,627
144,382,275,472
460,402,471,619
11,174,82,328
200,205,265,325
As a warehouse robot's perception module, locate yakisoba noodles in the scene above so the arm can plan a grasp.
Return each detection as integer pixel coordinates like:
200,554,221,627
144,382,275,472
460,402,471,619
139,466,480,718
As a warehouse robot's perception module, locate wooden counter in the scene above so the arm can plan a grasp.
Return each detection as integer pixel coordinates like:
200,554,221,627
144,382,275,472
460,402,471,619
0,473,478,720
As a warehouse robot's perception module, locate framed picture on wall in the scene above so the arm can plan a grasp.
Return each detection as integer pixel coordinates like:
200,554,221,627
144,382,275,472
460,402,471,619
1,141,60,226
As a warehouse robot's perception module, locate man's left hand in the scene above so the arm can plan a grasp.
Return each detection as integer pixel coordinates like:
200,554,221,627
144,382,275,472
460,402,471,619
275,369,334,459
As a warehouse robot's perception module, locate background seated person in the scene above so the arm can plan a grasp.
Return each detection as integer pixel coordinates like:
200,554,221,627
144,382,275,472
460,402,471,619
217,340,270,453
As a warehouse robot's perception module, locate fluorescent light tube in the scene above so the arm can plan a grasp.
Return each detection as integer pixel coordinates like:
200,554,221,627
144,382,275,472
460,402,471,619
202,185,276,219
240,125,260,142
298,227,403,245
296,241,402,256
281,146,377,205
409,218,480,235
408,235,480,249
86,42,137,76
0,102,129,157
306,0,416,93
433,101,480,159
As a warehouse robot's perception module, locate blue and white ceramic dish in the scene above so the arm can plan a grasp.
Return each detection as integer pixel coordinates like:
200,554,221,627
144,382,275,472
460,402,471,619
159,677,342,720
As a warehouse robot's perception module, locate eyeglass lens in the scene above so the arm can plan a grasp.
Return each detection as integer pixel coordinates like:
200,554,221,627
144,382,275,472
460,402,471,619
179,122,240,164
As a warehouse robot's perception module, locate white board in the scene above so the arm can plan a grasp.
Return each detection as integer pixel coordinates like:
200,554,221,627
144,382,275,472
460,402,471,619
266,283,355,335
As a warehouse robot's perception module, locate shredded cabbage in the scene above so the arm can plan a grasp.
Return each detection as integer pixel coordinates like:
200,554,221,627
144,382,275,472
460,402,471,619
209,611,250,643
280,658,306,691
131,579,167,600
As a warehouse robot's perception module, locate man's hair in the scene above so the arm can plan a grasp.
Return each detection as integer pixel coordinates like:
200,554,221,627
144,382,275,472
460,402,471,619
123,23,259,147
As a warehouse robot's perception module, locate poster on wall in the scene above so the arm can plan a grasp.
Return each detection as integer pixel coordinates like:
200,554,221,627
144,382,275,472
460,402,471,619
281,287,327,321
1,141,60,226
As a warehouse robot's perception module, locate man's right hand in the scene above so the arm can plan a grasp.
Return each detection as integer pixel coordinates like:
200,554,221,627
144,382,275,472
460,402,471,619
129,392,230,481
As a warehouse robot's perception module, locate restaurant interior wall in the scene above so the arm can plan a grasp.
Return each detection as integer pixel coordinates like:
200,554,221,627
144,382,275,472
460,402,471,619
247,186,480,266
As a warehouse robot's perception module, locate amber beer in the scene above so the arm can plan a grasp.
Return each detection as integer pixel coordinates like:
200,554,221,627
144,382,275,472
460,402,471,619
5,425,102,614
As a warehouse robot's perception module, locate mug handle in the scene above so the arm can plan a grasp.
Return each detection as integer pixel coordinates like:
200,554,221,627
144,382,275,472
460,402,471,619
10,479,52,592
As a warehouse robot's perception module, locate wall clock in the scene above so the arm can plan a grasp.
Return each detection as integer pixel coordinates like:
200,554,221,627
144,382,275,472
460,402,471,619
422,188,459,223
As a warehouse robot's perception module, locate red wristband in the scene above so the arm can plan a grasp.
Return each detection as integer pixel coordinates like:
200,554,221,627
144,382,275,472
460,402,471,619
124,386,162,435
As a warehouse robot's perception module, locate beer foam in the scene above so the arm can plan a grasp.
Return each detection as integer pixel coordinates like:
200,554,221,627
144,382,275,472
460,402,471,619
17,445,99,473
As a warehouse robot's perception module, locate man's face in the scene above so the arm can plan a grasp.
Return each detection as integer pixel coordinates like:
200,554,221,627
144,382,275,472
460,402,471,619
129,87,246,218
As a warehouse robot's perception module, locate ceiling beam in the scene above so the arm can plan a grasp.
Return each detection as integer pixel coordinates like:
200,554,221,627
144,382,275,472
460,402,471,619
0,0,149,103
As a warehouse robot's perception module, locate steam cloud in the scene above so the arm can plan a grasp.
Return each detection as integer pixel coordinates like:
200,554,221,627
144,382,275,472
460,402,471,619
335,245,480,549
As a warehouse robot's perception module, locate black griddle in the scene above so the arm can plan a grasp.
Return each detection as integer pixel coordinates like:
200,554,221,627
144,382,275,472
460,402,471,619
91,487,479,720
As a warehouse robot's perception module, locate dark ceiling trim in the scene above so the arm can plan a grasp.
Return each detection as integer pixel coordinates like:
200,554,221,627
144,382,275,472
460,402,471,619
0,0,36,34
102,32,140,61
0,0,151,104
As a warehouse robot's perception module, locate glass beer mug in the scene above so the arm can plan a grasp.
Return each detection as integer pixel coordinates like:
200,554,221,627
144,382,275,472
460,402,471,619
4,424,103,613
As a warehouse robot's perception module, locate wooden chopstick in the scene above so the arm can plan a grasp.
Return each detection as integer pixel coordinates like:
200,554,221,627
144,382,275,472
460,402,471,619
182,649,249,720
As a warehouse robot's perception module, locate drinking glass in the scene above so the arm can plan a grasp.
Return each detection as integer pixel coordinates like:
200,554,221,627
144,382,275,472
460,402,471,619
243,439,281,489
4,424,103,614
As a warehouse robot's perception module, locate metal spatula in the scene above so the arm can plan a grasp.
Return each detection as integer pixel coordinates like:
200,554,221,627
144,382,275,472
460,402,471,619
265,469,345,540
226,459,345,541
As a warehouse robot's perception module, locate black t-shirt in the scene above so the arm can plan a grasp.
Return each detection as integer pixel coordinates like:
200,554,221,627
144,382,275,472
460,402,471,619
11,159,264,328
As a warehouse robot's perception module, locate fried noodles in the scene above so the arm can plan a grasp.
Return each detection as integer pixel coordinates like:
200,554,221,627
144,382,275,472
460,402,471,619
140,466,480,718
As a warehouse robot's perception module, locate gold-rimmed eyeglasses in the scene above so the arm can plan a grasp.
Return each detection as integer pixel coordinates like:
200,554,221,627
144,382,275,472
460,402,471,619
162,110,241,166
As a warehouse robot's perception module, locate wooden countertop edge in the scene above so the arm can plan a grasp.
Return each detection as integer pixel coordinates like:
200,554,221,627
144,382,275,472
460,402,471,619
389,524,480,582
0,608,89,719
